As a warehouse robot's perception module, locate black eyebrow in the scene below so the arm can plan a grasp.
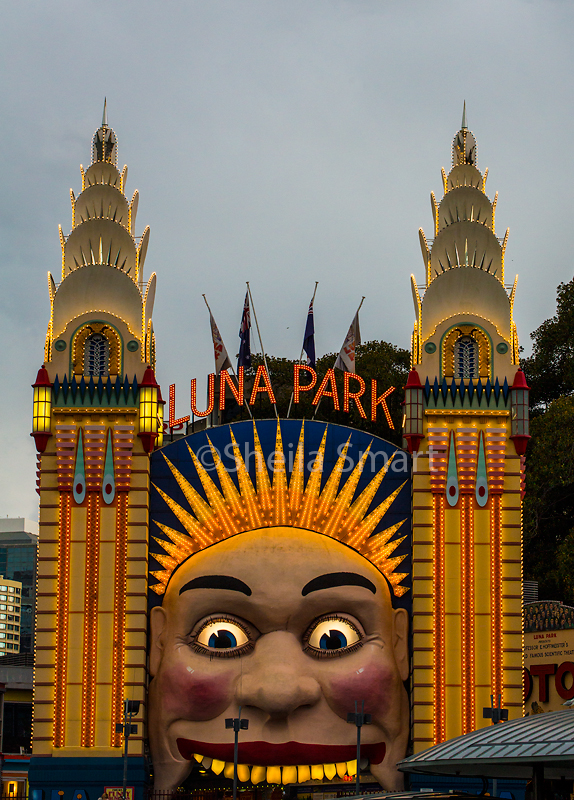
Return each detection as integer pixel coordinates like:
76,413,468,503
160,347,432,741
179,575,252,596
301,572,377,596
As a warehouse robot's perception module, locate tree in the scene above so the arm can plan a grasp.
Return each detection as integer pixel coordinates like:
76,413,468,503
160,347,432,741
522,274,574,603
221,340,410,447
523,397,574,603
522,277,574,411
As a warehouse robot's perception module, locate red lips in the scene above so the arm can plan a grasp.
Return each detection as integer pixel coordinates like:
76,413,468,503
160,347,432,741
177,739,386,766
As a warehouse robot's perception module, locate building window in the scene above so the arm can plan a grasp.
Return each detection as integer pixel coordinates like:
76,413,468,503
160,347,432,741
454,335,479,380
84,333,110,377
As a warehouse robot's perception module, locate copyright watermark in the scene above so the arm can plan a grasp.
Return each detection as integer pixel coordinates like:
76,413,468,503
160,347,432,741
191,441,440,475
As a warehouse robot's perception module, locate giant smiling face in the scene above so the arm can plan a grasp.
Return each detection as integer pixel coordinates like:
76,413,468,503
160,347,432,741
148,527,409,791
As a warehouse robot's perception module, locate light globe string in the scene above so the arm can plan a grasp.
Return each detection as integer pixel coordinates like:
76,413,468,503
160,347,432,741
150,420,409,597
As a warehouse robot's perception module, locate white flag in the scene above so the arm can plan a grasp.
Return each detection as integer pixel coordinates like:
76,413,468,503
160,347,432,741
209,313,232,374
334,311,361,373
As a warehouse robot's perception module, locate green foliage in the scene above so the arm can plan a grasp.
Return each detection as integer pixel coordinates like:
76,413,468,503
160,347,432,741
221,340,410,447
522,277,574,411
524,396,574,603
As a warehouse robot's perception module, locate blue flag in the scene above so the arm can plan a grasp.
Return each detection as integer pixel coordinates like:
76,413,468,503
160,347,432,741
238,291,251,369
303,300,316,368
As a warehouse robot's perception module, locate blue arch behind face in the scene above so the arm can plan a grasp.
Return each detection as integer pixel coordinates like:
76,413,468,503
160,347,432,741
149,419,412,614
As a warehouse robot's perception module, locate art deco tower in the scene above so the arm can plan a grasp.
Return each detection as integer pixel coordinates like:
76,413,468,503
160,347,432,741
403,109,528,749
30,108,162,795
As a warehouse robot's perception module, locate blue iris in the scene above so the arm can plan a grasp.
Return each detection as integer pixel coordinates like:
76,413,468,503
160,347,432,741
208,629,237,649
319,629,348,650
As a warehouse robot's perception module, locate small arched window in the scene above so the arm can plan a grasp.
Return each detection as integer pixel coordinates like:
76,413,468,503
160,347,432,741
454,335,478,380
85,333,109,377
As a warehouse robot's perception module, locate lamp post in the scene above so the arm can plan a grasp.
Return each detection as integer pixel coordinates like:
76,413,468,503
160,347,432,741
225,708,249,800
510,368,530,455
138,367,162,453
115,699,139,800
347,700,371,797
31,365,52,453
404,369,424,454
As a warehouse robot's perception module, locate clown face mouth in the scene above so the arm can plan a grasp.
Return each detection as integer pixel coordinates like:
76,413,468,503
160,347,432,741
177,739,385,784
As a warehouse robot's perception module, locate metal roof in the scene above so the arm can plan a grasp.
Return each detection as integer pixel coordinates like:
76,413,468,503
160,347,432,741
398,710,574,779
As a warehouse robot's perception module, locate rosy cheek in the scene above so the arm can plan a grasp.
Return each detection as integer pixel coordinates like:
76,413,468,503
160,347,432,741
160,663,235,720
326,659,398,720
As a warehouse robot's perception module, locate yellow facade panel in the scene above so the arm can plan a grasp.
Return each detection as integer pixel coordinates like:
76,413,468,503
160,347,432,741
129,473,150,490
95,684,113,746
445,615,461,677
413,632,433,651
414,704,434,721
127,542,148,560
444,687,462,741
98,551,116,613
67,614,85,685
474,508,490,544
38,542,59,560
503,561,521,580
413,650,433,668
36,631,56,649
504,650,523,669
473,615,492,686
413,543,433,560
127,508,148,525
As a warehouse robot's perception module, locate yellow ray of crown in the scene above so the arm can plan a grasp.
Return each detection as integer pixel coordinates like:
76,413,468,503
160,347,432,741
150,420,409,596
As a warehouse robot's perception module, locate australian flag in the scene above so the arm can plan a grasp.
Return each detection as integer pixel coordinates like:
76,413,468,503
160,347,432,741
303,300,316,368
238,291,251,369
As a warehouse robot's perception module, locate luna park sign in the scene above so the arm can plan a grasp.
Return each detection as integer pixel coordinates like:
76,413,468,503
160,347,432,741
168,365,396,429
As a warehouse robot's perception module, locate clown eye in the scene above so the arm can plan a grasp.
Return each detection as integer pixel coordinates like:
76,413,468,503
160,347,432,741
193,618,252,658
304,616,362,657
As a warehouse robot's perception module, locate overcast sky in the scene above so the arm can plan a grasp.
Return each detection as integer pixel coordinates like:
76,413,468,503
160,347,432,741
1,0,573,520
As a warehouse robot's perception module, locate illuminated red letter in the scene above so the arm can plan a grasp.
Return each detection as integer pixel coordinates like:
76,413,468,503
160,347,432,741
249,366,276,405
344,372,367,418
555,661,574,700
169,383,190,429
313,368,339,411
371,381,395,427
293,364,317,403
219,367,244,410
191,374,215,417
530,663,556,703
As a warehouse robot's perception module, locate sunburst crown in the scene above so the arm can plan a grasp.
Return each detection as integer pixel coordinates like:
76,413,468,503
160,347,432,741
151,420,409,597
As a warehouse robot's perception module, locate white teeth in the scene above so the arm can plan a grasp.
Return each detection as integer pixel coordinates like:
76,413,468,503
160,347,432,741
266,766,282,783
196,755,355,783
251,766,266,784
336,762,347,779
282,766,298,784
210,758,225,775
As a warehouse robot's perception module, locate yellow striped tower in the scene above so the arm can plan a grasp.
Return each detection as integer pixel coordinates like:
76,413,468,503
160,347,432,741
403,109,529,750
29,109,163,798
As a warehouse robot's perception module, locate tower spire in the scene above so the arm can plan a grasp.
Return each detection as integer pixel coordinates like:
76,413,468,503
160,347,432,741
461,100,467,130
102,97,108,128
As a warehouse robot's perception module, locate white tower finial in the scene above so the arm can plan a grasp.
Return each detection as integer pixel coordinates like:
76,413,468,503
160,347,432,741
461,100,467,130
102,97,108,128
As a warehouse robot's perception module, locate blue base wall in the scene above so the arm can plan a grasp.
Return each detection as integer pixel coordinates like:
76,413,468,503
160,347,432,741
27,756,148,800
408,772,527,800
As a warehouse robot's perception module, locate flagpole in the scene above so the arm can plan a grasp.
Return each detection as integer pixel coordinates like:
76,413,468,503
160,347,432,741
246,282,278,419
286,281,319,419
202,294,253,420
312,296,365,421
